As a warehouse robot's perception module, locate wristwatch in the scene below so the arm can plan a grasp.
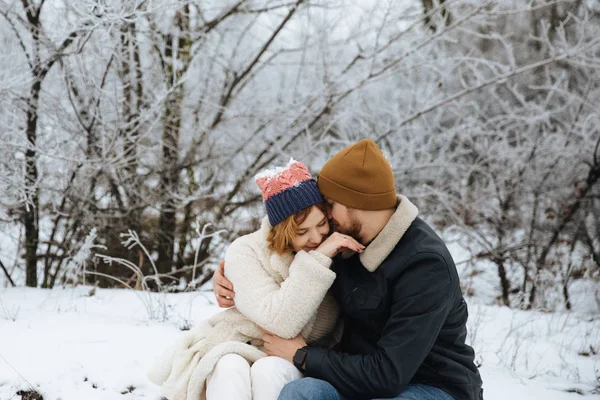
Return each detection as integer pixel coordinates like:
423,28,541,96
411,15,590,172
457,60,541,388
293,346,310,372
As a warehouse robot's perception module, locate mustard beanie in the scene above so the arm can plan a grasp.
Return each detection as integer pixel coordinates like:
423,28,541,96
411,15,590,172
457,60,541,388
317,139,397,210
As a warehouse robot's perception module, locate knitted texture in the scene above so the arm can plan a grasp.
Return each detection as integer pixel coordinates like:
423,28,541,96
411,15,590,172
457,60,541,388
304,289,339,345
255,160,313,200
255,160,324,226
318,139,397,210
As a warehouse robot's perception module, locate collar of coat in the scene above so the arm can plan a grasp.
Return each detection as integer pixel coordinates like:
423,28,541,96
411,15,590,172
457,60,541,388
359,195,419,272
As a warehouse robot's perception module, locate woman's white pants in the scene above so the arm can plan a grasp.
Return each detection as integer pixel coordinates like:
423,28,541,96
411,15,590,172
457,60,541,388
206,354,303,400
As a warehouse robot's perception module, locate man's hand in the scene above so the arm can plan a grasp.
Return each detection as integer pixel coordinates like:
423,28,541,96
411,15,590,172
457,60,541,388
212,260,236,308
262,333,307,364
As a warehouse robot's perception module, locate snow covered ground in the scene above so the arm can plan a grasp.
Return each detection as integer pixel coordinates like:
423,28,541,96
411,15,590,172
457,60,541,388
0,224,598,400
0,284,598,400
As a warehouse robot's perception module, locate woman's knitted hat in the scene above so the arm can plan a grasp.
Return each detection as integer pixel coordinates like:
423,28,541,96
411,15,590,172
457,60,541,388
255,159,324,226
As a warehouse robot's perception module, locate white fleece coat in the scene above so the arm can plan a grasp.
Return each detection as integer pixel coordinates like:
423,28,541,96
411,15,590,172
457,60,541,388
147,217,339,400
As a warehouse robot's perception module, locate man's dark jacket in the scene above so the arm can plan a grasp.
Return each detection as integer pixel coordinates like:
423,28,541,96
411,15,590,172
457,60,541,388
304,211,483,400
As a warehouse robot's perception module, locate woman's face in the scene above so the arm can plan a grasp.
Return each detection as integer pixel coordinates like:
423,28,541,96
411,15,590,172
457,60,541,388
290,206,330,253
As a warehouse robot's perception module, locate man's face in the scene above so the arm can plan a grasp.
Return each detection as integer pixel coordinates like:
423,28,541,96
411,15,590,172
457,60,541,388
325,198,362,242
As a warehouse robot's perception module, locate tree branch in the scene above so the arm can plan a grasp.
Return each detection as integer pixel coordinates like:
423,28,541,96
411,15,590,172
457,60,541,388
209,0,304,129
0,259,16,287
375,36,600,143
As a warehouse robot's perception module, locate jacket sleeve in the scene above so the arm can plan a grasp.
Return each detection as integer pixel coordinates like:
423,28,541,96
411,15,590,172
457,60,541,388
304,252,453,398
224,240,336,339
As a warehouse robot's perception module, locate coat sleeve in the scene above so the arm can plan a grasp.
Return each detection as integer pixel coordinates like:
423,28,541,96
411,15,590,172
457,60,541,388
303,252,453,398
224,240,336,339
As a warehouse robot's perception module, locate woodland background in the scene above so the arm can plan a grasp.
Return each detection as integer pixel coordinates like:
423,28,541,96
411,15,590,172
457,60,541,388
1,0,600,311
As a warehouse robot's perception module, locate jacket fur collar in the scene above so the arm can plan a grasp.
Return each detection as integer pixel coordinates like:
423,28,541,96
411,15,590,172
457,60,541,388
359,195,419,272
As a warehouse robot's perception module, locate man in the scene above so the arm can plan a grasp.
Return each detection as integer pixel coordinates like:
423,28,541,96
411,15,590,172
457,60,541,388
213,139,483,400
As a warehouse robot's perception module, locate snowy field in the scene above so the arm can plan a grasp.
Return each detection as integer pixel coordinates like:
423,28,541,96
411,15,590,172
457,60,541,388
0,228,599,400
1,0,599,398
0,283,598,400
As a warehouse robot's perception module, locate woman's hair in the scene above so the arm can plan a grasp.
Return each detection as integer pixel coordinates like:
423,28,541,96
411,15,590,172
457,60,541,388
267,202,329,254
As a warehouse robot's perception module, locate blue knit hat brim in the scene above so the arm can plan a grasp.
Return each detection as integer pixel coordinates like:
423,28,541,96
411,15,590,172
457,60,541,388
265,179,325,226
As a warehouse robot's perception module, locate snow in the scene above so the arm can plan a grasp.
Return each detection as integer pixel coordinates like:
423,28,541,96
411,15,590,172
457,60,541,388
0,223,22,286
0,284,598,400
0,287,221,400
1,223,598,399
253,158,298,181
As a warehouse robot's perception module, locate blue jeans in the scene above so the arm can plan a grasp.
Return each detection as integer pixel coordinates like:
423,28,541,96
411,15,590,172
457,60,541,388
278,377,455,400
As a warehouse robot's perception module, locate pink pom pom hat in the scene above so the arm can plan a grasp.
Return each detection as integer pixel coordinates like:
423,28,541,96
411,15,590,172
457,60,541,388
254,159,325,226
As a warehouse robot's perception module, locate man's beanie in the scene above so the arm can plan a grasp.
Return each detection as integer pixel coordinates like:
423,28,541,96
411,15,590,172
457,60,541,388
317,139,396,210
255,159,325,226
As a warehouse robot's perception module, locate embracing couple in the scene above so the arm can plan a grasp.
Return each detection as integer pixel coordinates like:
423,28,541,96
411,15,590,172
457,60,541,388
147,139,484,400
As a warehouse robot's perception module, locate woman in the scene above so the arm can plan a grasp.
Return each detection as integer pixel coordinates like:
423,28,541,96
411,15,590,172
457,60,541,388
147,160,364,400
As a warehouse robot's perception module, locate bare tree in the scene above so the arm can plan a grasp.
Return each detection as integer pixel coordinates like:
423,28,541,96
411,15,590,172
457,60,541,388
0,0,92,286
0,0,598,308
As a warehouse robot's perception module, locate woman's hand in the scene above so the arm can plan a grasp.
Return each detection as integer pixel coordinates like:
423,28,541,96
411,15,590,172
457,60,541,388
213,260,236,308
314,232,365,258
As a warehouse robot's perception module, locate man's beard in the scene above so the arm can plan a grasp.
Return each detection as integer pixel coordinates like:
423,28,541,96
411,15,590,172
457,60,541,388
332,217,362,243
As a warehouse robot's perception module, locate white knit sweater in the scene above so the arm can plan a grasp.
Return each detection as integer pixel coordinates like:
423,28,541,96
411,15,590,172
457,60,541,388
147,217,339,400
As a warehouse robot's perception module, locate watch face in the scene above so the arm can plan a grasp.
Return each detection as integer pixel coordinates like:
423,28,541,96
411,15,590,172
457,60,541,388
294,347,308,366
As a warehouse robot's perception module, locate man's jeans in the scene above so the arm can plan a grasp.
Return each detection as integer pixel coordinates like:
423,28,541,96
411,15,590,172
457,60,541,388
277,377,455,400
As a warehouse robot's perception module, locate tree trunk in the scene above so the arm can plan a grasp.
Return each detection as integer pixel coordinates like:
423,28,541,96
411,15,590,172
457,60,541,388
496,259,511,307
157,6,191,273
24,99,40,287
24,11,42,287
562,279,572,311
119,21,143,236
19,0,82,286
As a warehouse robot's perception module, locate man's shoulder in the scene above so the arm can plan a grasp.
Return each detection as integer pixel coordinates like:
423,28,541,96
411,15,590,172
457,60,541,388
396,218,452,259
384,218,456,280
